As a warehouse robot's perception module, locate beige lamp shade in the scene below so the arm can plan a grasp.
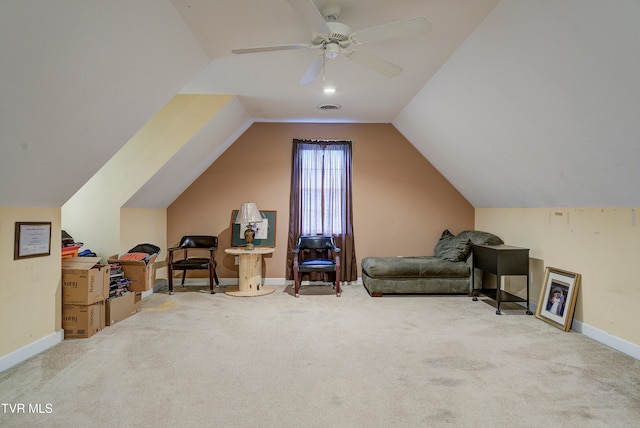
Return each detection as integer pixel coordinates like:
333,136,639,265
235,202,262,224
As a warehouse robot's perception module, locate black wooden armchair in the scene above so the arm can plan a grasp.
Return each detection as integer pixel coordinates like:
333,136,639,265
167,236,219,294
292,236,341,298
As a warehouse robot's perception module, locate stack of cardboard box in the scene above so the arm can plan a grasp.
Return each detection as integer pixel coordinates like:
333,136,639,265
61,257,109,338
108,253,158,293
105,253,157,325
62,256,149,336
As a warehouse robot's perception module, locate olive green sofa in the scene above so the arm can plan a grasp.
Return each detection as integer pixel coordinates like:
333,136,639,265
361,230,503,297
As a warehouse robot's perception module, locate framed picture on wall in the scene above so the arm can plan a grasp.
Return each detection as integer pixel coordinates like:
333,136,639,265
535,267,581,331
231,210,276,247
14,222,52,260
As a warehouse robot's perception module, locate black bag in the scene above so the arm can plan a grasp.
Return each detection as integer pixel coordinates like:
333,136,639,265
127,243,160,256
62,230,74,246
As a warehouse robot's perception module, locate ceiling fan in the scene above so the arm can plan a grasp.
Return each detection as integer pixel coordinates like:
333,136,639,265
231,0,432,84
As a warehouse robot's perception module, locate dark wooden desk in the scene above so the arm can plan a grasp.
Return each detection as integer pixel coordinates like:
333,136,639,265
471,244,532,315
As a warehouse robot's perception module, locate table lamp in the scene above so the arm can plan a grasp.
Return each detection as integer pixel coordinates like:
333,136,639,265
235,202,262,250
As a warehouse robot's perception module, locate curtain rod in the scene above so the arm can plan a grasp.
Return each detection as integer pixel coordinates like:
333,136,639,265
293,139,353,144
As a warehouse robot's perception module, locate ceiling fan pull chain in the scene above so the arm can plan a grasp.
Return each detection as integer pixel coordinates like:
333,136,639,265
322,47,327,81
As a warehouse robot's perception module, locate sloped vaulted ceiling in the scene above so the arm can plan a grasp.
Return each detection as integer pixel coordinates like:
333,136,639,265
0,0,209,207
2,1,639,209
395,0,640,208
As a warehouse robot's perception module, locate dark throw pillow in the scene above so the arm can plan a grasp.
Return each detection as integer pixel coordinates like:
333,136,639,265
456,230,504,246
434,230,473,262
433,229,454,255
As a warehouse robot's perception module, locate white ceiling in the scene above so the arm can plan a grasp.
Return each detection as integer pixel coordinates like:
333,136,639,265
173,0,500,122
0,0,209,207
2,0,640,210
397,0,640,207
172,0,640,208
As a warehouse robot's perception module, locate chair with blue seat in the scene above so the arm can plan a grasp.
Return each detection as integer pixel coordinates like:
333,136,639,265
292,235,341,297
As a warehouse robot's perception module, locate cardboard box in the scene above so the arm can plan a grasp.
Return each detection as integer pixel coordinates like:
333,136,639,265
106,292,141,326
62,257,109,305
108,254,157,292
62,301,105,338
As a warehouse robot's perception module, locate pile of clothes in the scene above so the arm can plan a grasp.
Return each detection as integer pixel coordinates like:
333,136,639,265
62,230,96,257
121,243,161,262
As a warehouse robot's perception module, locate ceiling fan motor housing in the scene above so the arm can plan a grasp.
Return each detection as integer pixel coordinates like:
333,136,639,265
327,21,351,41
312,21,352,47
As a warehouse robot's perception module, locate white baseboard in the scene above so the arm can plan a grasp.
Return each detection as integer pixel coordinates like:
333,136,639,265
522,301,638,360
160,277,288,287
157,277,241,288
572,319,640,360
0,330,64,373
154,277,364,291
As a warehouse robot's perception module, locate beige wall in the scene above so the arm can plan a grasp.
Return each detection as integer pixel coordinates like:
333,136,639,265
0,207,61,356
476,207,640,346
4,124,639,364
120,208,168,279
168,122,474,280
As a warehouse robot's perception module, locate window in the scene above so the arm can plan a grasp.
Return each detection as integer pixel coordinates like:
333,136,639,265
286,139,357,282
299,144,346,235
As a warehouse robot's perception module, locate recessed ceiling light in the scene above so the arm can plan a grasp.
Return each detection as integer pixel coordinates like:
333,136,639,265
323,87,336,94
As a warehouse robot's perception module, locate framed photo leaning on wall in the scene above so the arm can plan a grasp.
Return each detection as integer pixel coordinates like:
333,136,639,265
535,267,581,331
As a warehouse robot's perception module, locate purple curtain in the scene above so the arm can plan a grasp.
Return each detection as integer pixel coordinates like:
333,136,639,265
286,139,357,282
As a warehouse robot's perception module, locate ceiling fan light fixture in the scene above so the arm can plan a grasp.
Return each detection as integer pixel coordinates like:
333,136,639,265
324,42,340,59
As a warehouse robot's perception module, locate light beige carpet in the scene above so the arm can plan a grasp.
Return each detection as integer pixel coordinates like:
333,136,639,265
1,283,639,427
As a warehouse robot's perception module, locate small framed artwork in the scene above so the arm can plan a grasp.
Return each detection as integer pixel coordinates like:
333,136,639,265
14,222,52,260
535,267,581,331
231,210,276,247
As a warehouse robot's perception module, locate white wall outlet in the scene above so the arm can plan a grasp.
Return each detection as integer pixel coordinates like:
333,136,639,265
235,256,239,265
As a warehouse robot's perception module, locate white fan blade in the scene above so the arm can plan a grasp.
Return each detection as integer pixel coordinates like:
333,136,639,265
299,56,323,85
351,16,431,45
347,50,403,78
287,0,330,34
232,44,309,54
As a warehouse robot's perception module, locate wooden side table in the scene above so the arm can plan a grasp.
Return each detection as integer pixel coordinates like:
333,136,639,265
224,247,275,296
